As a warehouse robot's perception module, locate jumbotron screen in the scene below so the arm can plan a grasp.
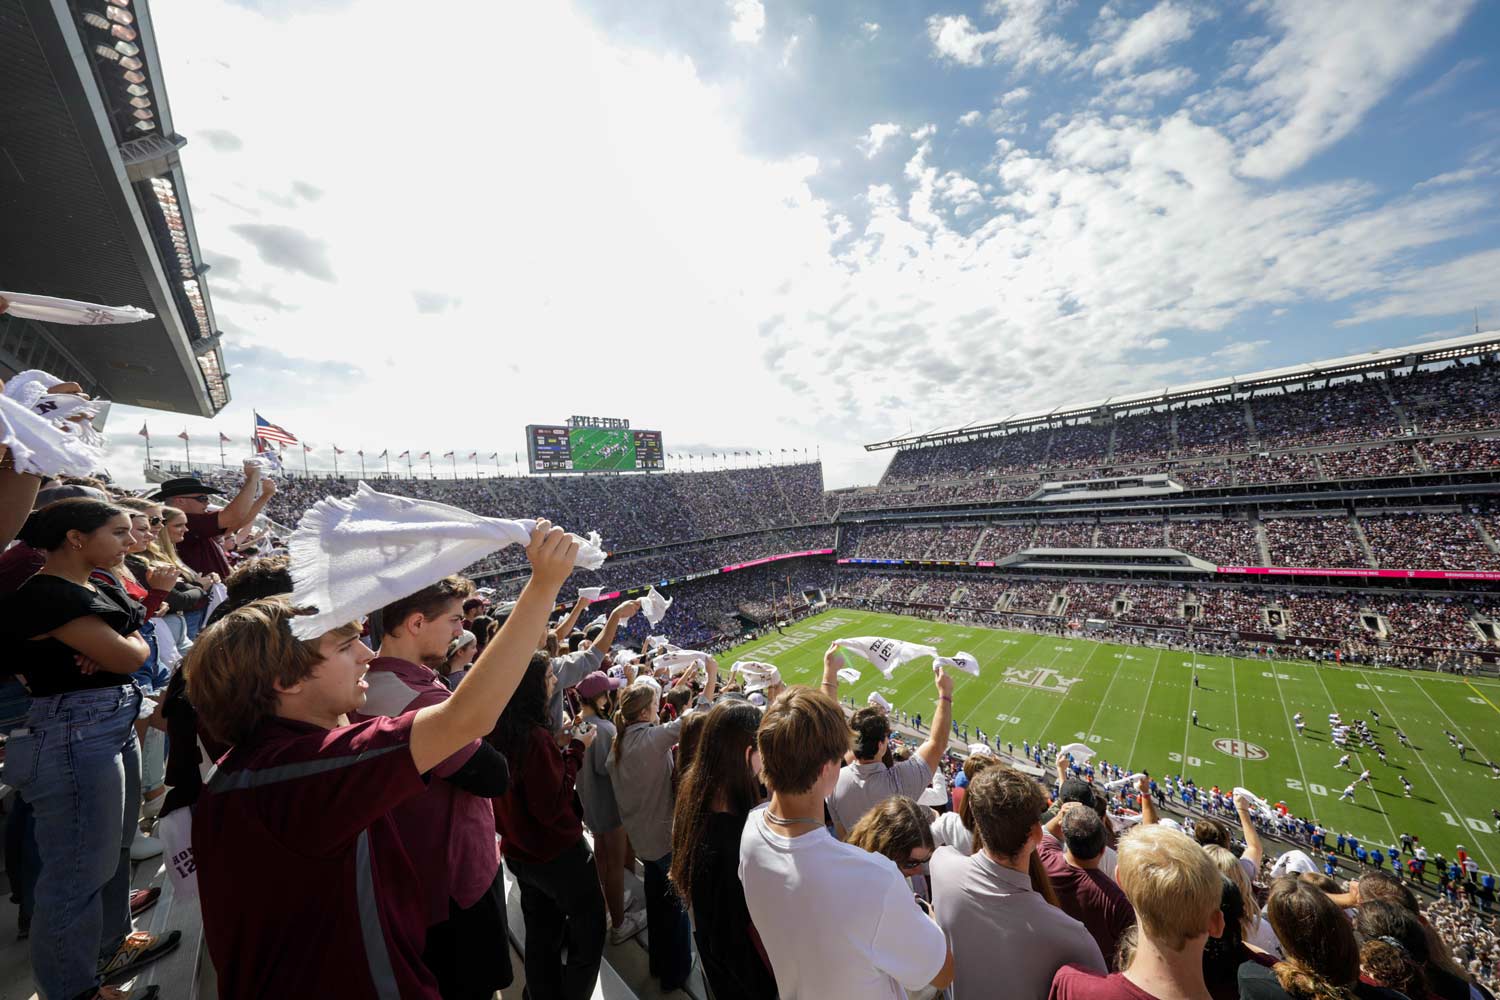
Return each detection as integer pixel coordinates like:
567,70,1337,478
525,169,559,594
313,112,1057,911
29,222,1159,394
526,425,665,473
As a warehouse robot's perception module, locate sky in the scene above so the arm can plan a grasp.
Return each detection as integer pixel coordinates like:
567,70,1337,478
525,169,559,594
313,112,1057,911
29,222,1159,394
102,0,1500,490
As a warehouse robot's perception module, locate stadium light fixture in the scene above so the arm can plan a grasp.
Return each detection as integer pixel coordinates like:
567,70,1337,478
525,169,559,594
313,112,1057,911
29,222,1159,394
113,39,139,57
126,83,148,97
119,55,143,71
133,120,156,132
94,43,121,61
129,96,150,109
111,25,137,42
106,4,134,24
82,12,110,29
123,69,145,84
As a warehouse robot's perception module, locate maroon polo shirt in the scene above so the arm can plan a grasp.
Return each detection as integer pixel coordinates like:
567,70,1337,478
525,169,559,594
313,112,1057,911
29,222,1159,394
1050,967,1163,1000
0,541,45,596
194,712,437,1000
1038,833,1136,969
492,726,585,865
352,656,499,925
177,510,232,580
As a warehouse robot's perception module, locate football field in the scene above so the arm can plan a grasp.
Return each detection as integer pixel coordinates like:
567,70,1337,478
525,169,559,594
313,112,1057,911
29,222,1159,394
722,609,1500,869
570,428,637,471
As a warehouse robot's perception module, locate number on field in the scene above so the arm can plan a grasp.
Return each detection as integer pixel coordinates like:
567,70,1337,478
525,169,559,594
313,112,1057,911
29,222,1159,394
1442,812,1462,828
1468,697,1487,705
1286,779,1303,791
995,714,1021,724
1309,783,1327,797
1354,684,1390,693
1262,672,1292,680
1168,752,1203,767
1054,645,1074,651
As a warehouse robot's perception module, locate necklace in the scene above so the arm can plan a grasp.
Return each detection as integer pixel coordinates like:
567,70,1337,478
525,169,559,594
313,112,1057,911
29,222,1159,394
766,810,822,826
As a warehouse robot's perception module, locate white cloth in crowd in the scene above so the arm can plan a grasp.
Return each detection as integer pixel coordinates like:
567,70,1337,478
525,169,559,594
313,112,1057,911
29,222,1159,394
151,618,183,672
0,290,154,325
202,582,229,623
1233,786,1271,812
1269,849,1320,879
968,742,994,757
831,636,939,679
1102,772,1147,790
867,691,893,713
577,587,603,601
645,634,672,650
286,481,606,639
0,370,105,476
730,660,781,692
836,667,862,685
1058,742,1095,761
655,650,709,677
585,614,608,631
639,587,672,626
933,651,980,676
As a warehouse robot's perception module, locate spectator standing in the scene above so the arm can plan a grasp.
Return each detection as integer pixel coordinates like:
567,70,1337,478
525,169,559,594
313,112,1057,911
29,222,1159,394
574,670,646,944
439,630,477,690
360,576,514,1000
1038,804,1137,967
1049,825,1226,1000
740,687,953,999
0,499,178,1000
490,652,605,1000
610,662,719,993
932,766,1105,1000
669,700,777,1000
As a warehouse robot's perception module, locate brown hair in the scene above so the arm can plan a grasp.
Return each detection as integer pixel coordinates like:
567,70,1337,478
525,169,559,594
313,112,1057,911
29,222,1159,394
1354,900,1427,1000
966,766,1047,859
184,596,362,745
849,706,889,760
1265,876,1359,1000
957,754,1002,838
613,683,659,766
381,575,474,635
147,507,202,581
1116,825,1223,952
755,687,849,795
847,796,936,866
1193,818,1231,849
669,701,763,905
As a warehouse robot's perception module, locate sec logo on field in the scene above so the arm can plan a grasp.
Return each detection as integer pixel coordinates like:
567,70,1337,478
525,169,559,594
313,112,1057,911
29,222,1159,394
1213,738,1268,760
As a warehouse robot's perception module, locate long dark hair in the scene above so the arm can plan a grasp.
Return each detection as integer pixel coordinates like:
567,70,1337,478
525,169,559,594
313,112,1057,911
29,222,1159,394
1203,876,1245,989
669,701,762,905
487,651,551,770
20,497,126,551
1266,876,1360,1000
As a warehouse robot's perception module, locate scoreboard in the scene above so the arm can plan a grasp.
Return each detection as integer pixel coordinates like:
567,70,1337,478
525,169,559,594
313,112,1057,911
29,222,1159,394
525,423,666,473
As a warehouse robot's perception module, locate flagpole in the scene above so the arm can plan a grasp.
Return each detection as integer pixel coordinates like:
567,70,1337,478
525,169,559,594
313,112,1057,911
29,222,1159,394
302,445,309,477
183,433,190,468
142,427,151,467
405,453,412,477
333,449,340,478
427,453,434,478
473,454,479,478
219,435,226,468
450,453,457,479
384,451,390,476
359,452,366,479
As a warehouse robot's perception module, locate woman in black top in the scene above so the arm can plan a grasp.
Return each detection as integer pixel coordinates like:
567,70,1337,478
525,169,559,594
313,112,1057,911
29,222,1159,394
0,498,175,1000
1237,876,1404,1000
668,700,776,1000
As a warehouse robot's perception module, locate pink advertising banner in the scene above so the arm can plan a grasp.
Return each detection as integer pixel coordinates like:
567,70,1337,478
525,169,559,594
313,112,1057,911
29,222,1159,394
1217,566,1500,582
721,548,835,573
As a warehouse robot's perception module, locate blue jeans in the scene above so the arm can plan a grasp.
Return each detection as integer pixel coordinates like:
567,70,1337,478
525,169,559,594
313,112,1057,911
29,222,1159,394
2,684,142,1000
183,606,206,642
643,853,692,990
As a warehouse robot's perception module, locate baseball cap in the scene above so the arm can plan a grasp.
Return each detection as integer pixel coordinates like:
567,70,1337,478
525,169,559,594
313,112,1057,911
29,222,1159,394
575,671,624,701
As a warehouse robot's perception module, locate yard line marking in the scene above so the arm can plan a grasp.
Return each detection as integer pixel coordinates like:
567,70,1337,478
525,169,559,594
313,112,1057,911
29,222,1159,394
1409,674,1491,764
1364,680,1497,873
1180,646,1201,780
1124,646,1163,768
1040,641,1107,741
1465,679,1500,717
1306,659,1401,848
1261,656,1317,828
1229,651,1244,789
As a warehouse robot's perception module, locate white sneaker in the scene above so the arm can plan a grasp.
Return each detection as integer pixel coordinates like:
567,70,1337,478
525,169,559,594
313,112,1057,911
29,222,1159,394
623,888,642,912
130,828,164,861
609,908,647,946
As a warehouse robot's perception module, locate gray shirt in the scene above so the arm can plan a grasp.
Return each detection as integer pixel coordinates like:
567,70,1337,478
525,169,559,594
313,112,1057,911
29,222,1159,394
827,756,934,835
547,646,603,732
576,715,621,833
606,715,685,862
930,846,1106,1000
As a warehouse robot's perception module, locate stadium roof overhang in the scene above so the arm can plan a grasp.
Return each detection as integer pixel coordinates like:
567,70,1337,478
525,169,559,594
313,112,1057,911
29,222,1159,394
0,0,229,416
865,331,1500,452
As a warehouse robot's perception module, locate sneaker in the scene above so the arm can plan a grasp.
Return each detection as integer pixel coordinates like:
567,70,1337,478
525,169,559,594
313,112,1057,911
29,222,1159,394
608,908,647,946
130,887,161,918
130,829,164,862
100,929,181,981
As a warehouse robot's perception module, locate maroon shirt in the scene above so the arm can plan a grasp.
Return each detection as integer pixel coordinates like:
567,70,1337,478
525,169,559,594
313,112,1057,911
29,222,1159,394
194,712,437,1000
1038,833,1136,968
177,510,231,580
0,541,45,596
493,726,585,865
352,657,499,924
1050,967,1162,1000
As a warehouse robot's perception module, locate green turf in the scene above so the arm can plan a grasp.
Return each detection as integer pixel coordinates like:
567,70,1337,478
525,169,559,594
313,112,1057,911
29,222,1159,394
722,609,1500,867
570,428,637,471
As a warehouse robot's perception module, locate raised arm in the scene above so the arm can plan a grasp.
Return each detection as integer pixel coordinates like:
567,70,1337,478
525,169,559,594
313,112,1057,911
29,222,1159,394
1234,795,1264,871
915,668,954,773
551,594,592,641
1137,774,1159,827
700,655,718,704
820,644,843,702
215,460,264,532
590,599,639,654
409,523,575,774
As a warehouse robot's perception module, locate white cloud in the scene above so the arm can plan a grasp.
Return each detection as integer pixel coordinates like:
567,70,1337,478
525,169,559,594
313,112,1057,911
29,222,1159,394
1093,2,1194,76
1098,66,1198,112
861,21,880,39
859,122,904,157
910,123,937,141
958,110,982,127
925,1,1075,71
1414,166,1491,189
1234,0,1475,179
1406,56,1483,105
1001,87,1032,106
728,0,765,44
1337,248,1500,326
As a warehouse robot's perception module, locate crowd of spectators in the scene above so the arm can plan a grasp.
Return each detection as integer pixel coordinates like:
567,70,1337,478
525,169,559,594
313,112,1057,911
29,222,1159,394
1251,378,1401,448
1362,512,1500,571
1169,518,1261,566
1317,443,1426,480
1005,579,1060,613
1263,516,1367,568
1393,360,1500,435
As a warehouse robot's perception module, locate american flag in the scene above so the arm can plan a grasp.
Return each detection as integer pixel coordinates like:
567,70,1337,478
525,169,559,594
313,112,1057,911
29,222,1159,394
253,412,298,447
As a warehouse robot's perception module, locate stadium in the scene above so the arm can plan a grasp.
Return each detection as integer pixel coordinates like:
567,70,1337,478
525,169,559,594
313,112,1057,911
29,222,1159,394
4,2,1500,1000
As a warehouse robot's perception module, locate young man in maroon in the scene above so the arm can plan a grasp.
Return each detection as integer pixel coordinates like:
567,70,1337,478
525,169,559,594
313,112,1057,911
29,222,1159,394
186,522,578,1000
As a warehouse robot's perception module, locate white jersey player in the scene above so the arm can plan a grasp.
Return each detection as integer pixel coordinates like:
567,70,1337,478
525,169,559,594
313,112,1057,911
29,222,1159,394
1339,784,1357,801
1337,754,1351,770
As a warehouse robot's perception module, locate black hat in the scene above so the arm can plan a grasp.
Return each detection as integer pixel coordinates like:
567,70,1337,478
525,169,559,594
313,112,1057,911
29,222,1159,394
149,477,225,501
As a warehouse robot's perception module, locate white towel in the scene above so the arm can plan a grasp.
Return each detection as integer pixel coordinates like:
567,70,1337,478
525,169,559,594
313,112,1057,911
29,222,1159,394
151,618,183,672
968,742,995,757
1103,772,1148,790
1058,742,1095,761
1269,849,1319,878
836,667,862,685
866,691,893,712
1233,786,1270,812
645,634,673,650
585,614,608,631
639,587,672,626
287,481,606,640
655,650,709,677
730,660,781,692
0,370,104,477
831,636,939,679
0,290,154,325
202,582,229,623
934,651,980,676
577,587,603,602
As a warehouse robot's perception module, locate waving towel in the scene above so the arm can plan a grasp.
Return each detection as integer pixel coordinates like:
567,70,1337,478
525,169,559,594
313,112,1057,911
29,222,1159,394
1,290,154,325
655,650,710,677
1058,742,1095,761
934,651,980,677
577,587,603,602
0,370,105,476
645,634,673,650
1233,787,1270,812
287,481,606,639
585,614,608,631
1102,772,1148,791
202,582,229,623
836,667,862,685
831,636,939,679
639,587,673,626
866,691,893,713
730,660,781,693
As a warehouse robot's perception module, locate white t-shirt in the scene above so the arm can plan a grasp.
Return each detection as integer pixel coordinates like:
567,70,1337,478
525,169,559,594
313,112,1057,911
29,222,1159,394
739,805,947,999
931,811,974,856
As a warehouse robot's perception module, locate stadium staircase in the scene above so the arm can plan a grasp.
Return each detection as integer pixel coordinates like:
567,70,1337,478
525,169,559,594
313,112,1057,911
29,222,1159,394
1474,516,1500,556
1348,515,1378,567
1250,515,1273,567
1241,399,1260,448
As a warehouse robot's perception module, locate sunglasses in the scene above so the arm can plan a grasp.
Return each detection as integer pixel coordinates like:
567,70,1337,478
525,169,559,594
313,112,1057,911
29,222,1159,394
181,495,210,503
147,517,163,526
898,856,930,873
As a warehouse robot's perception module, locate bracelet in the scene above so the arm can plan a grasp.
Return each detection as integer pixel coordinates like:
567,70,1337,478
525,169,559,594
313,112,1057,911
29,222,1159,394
939,696,952,703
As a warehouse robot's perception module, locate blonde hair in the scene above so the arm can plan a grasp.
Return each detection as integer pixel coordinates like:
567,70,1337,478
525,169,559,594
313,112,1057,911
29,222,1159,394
1204,844,1262,937
1115,825,1223,951
148,507,203,581
612,682,659,766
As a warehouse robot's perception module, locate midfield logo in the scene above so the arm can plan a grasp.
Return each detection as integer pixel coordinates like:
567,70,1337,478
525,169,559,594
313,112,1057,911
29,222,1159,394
1002,667,1082,694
